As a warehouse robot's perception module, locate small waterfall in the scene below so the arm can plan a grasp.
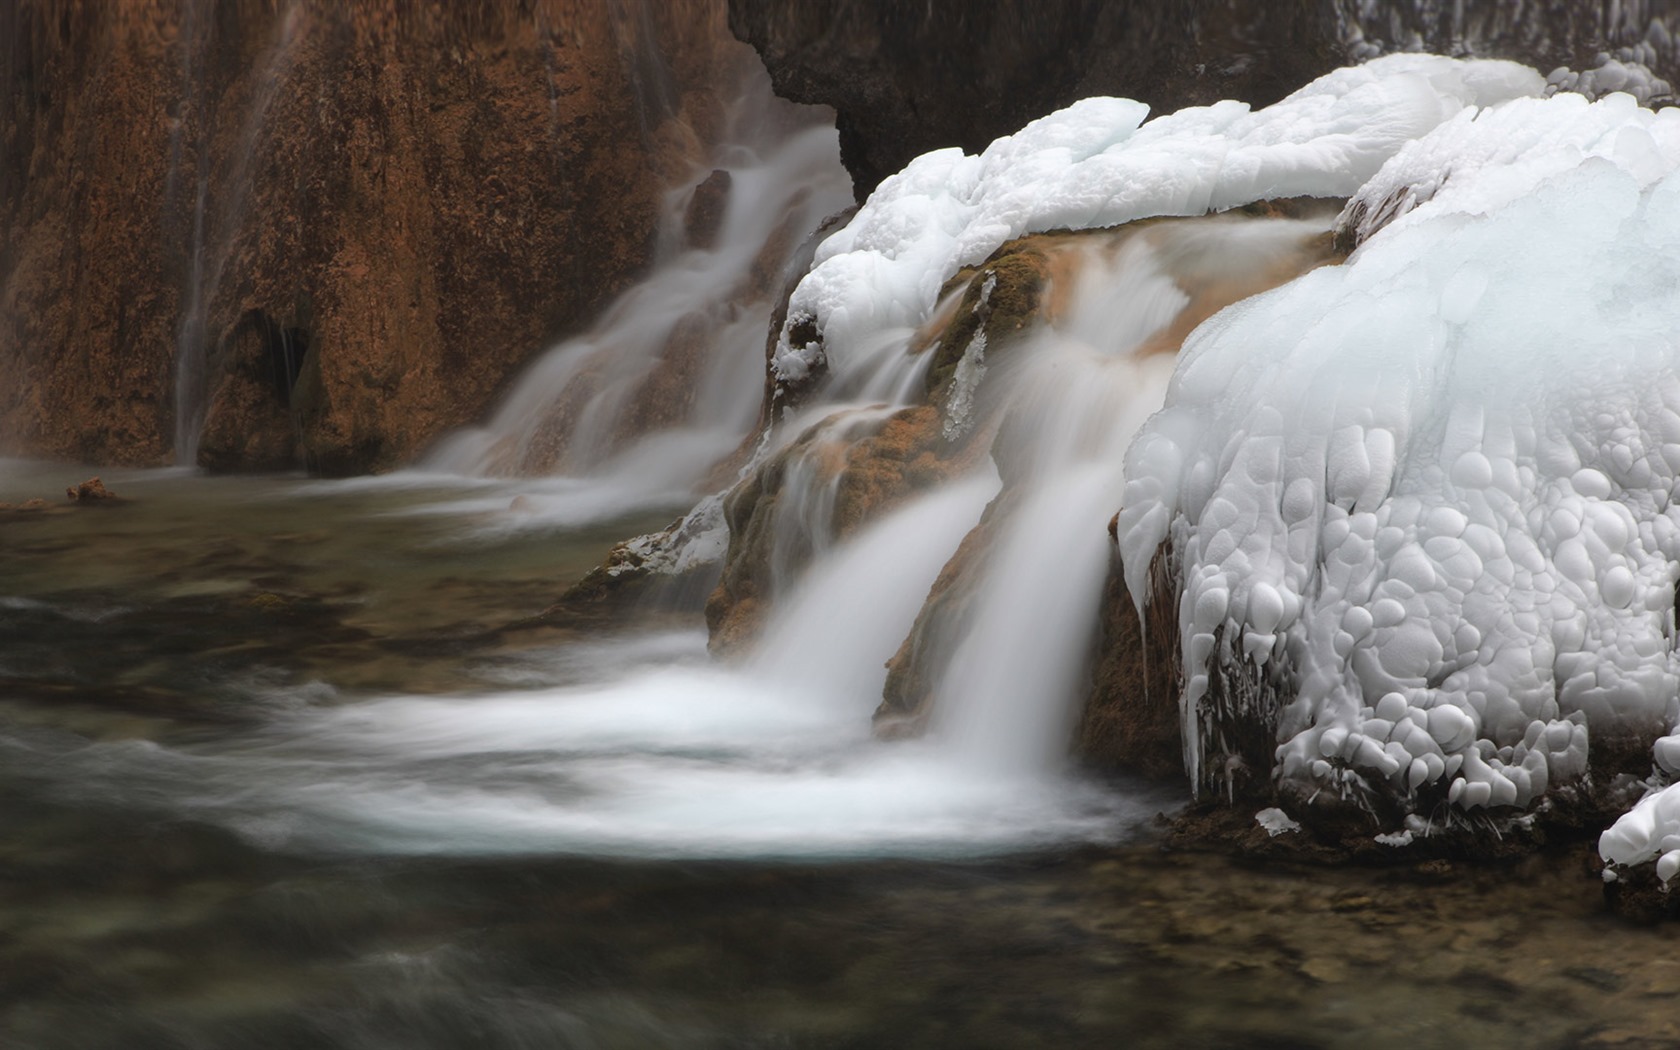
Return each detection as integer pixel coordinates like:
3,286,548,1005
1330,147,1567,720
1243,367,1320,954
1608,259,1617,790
172,3,305,465
918,215,1338,771
764,405,901,593
753,471,1001,709
425,67,853,500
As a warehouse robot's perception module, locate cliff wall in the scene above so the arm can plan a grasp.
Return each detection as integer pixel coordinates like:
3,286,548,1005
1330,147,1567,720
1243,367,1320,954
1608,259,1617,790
0,0,750,472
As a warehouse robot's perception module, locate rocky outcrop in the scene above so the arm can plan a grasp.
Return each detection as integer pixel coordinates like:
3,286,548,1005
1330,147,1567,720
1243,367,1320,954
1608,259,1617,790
1078,538,1183,780
728,0,1680,197
65,476,118,502
727,1,1344,197
1,0,756,472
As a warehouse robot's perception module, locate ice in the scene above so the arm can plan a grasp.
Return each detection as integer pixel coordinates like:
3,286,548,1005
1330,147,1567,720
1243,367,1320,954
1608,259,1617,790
1115,89,1680,817
1602,782,1680,879
776,54,1544,388
1340,90,1680,246
1256,807,1302,836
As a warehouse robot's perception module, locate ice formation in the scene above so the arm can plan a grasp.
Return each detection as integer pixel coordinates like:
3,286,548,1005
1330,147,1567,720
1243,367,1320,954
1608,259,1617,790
773,54,1545,387
1600,778,1680,883
1115,90,1680,824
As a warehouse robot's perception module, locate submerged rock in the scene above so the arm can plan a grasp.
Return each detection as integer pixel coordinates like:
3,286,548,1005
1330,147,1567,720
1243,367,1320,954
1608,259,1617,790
64,477,119,503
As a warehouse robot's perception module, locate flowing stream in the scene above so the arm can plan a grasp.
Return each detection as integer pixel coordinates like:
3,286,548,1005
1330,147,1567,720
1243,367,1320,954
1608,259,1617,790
2,459,1671,1050
9,37,1677,1050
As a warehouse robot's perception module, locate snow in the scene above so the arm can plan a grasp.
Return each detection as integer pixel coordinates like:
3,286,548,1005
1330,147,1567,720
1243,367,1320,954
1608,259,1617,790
1115,90,1680,818
1601,782,1680,881
1340,90,1680,246
1255,807,1302,836
773,54,1546,387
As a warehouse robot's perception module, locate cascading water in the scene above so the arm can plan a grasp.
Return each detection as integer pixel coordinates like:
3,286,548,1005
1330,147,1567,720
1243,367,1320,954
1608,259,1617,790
24,52,1558,868
926,217,1340,773
423,68,852,499
7,212,1336,861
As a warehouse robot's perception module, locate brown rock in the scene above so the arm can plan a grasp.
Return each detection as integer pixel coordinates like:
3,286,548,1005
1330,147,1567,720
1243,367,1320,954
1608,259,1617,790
683,168,733,250
65,476,117,502
1,0,760,473
1076,537,1183,779
876,495,1001,731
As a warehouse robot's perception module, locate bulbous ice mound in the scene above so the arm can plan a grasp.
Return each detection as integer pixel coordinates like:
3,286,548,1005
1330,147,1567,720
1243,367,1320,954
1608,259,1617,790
1115,90,1680,827
772,53,1545,389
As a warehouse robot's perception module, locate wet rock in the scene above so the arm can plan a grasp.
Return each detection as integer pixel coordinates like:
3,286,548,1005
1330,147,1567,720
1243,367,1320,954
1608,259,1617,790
65,477,118,502
706,402,990,655
1601,860,1680,924
538,504,728,631
876,497,1000,734
1076,539,1182,779
683,168,733,250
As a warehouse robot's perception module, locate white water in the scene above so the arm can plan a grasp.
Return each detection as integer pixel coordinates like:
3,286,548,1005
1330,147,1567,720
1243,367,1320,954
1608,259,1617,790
928,217,1332,772
6,471,1163,859
425,71,852,494
0,213,1352,861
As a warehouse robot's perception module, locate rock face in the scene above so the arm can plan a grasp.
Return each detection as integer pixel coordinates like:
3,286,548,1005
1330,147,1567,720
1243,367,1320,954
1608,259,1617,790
698,213,1337,779
1,0,754,472
727,0,1680,197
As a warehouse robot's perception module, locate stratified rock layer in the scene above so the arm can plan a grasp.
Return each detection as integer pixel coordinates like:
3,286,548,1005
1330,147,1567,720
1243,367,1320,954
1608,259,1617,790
1,0,752,472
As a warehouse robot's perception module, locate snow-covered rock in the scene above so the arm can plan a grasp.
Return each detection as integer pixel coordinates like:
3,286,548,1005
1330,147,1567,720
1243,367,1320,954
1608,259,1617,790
774,54,1546,389
1115,90,1680,820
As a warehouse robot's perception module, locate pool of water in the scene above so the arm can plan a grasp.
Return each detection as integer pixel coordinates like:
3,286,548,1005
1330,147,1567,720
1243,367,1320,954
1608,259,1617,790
1,460,1673,1049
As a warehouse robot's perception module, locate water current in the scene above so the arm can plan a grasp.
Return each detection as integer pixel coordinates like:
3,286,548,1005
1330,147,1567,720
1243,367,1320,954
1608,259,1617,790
2,459,1672,1049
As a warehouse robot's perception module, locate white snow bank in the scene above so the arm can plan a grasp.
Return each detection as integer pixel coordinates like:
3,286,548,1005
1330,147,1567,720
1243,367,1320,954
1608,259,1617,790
1341,89,1680,244
1115,90,1680,811
774,54,1544,386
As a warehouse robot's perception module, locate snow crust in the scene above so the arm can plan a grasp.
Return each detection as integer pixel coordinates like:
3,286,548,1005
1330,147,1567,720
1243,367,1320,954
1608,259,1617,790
773,54,1544,387
1115,91,1680,817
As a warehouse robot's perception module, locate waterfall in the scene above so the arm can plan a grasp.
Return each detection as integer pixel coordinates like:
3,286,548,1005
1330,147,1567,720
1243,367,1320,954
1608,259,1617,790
172,2,305,466
912,216,1337,770
424,67,853,500
119,213,1320,857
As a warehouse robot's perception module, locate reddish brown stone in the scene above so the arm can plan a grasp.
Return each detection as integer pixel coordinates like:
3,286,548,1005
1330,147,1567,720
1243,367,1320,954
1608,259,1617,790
1,0,758,473
65,476,117,502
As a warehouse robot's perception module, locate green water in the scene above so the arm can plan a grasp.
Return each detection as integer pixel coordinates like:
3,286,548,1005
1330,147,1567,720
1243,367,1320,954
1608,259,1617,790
1,461,1673,1050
